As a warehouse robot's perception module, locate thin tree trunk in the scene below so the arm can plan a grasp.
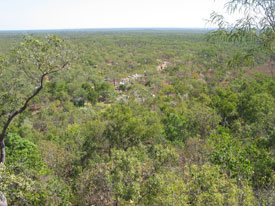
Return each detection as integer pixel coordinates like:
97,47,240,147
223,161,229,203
0,74,46,163
0,137,5,163
0,63,68,164
223,116,227,127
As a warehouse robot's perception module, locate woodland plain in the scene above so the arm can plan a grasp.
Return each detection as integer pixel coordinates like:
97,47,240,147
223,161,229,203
0,29,274,205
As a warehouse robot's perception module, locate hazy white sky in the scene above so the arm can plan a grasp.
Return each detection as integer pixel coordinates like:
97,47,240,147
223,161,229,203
0,0,229,30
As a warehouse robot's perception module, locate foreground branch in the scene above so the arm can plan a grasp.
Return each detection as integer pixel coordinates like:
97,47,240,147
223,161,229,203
0,61,69,163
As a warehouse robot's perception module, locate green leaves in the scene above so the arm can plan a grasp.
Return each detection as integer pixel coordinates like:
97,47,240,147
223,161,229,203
209,131,254,179
5,133,46,173
1,29,275,205
15,35,70,76
77,145,178,206
184,163,255,206
0,161,73,206
104,103,162,151
212,88,238,126
106,145,178,205
163,112,188,142
0,35,71,122
209,0,275,70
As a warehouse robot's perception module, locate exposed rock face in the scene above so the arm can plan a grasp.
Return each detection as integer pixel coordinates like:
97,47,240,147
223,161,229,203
0,192,7,206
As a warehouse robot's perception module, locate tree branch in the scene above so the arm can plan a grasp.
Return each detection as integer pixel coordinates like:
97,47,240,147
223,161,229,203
0,61,68,142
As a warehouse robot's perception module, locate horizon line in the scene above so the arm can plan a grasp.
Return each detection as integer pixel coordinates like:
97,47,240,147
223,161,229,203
0,27,217,32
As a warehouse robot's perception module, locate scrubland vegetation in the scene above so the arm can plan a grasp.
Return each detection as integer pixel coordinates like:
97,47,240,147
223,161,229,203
0,28,274,205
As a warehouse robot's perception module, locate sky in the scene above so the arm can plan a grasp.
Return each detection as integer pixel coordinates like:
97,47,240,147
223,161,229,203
0,0,230,30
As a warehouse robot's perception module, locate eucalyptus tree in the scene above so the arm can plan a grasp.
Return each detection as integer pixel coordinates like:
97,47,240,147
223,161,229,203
0,35,71,163
209,0,275,71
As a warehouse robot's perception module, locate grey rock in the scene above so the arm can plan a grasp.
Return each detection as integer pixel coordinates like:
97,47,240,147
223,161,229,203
0,192,7,206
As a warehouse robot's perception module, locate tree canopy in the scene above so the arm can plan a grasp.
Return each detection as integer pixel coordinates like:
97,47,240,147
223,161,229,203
0,35,71,163
209,0,275,72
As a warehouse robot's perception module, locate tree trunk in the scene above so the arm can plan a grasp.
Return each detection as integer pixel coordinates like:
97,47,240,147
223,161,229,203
0,137,5,163
223,116,227,127
0,74,47,164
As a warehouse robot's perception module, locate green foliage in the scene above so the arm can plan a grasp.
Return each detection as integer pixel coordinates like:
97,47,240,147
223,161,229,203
0,34,71,166
163,112,188,142
103,103,162,151
95,81,116,102
47,81,69,101
75,163,112,206
240,92,275,123
0,164,73,206
106,145,178,205
0,30,274,205
184,163,255,206
209,131,254,180
0,35,70,111
82,82,98,105
38,139,77,179
81,120,108,164
153,172,189,206
186,102,221,138
211,88,238,126
76,145,178,206
107,148,146,204
0,164,44,205
163,102,220,141
209,0,275,71
244,143,275,189
5,133,46,173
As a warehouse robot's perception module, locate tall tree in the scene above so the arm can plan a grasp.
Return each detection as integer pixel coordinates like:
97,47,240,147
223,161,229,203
0,35,71,163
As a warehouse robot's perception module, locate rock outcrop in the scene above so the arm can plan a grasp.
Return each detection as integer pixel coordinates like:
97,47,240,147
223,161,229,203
0,192,7,206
